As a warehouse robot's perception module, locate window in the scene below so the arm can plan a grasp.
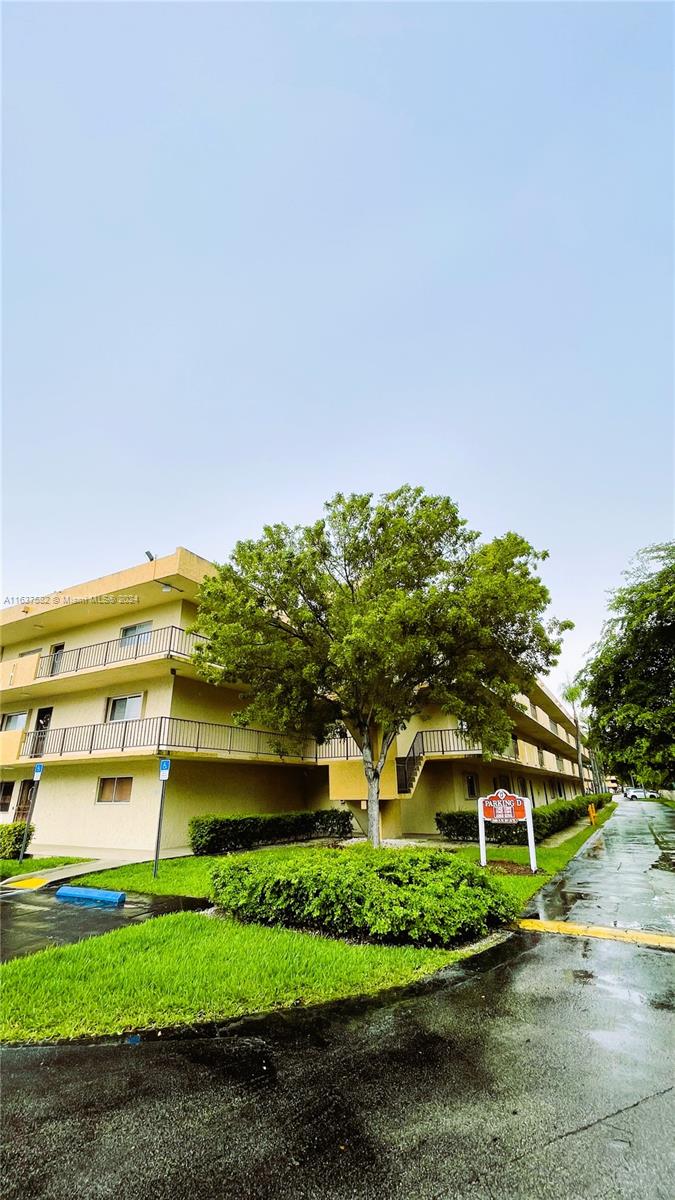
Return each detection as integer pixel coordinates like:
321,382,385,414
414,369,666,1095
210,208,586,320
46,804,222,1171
120,622,152,646
1,711,28,732
537,746,545,767
530,702,538,720
464,772,479,799
556,755,564,772
511,735,519,759
493,773,511,791
18,648,42,658
97,777,133,803
549,717,558,735
106,694,142,722
118,622,153,661
0,782,13,812
517,776,528,798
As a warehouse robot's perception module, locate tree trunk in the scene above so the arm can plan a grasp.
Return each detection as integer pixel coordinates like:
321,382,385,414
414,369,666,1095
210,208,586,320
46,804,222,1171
367,771,381,847
573,705,586,795
361,731,382,847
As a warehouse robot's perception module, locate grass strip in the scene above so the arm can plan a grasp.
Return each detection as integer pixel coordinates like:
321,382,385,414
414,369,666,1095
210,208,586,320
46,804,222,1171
0,912,469,1044
0,857,88,882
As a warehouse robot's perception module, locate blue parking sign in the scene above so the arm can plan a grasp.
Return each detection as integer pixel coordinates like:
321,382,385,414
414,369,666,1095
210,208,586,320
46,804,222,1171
33,763,44,782
159,758,171,781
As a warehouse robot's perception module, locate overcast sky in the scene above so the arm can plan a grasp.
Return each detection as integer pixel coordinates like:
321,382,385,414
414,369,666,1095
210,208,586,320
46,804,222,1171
3,2,673,694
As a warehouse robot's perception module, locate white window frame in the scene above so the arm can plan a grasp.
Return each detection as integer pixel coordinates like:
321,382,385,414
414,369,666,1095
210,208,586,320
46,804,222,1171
106,694,143,723
0,711,28,732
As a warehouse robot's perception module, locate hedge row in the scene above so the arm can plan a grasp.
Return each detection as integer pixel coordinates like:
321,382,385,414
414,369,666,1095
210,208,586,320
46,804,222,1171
435,793,611,845
0,821,34,859
189,808,354,856
210,845,518,947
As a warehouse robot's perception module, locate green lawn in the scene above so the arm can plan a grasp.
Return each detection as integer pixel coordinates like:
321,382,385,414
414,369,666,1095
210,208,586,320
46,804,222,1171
0,912,471,1044
72,854,226,898
0,807,619,1045
0,857,88,882
452,802,617,905
72,805,618,907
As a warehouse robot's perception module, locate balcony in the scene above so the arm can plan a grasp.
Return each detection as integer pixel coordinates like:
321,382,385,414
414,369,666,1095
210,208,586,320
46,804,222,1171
395,727,579,794
18,715,361,764
35,626,205,679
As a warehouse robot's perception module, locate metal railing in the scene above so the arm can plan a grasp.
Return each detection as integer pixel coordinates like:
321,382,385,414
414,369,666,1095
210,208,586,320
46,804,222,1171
396,728,483,793
36,626,206,679
19,715,359,762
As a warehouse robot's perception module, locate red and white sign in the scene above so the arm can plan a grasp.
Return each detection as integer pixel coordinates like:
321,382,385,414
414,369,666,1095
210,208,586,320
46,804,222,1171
478,788,537,873
481,790,527,824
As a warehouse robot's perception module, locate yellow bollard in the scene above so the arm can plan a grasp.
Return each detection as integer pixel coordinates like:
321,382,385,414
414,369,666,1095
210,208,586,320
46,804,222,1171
587,803,596,825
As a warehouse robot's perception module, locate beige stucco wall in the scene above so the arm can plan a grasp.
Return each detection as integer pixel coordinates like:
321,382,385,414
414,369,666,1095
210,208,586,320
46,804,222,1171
160,759,330,849
170,675,242,725
4,760,162,851
14,675,175,734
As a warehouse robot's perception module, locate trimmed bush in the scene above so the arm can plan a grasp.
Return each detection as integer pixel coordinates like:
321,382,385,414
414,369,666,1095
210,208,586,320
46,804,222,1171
0,821,34,859
210,845,518,947
435,793,611,845
189,808,353,856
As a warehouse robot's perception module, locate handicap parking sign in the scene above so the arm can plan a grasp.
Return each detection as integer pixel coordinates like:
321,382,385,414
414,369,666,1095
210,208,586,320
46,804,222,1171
159,758,171,781
33,763,44,782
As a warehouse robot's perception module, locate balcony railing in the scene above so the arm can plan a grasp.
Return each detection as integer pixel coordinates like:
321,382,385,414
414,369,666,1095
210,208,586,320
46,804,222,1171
19,716,361,762
36,626,205,679
396,728,483,793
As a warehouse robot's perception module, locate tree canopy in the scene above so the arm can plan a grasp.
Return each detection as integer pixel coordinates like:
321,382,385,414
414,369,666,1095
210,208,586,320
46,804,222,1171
578,542,675,787
193,486,569,843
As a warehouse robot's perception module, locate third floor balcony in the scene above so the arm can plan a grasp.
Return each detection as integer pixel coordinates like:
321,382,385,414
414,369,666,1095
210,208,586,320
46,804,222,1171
0,626,206,695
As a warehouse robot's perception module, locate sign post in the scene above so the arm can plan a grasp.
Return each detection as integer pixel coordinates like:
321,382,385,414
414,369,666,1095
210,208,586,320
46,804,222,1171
153,758,171,878
478,788,537,874
18,764,44,865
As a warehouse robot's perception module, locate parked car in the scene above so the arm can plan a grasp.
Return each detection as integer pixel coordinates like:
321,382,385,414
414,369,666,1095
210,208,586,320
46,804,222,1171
624,787,660,799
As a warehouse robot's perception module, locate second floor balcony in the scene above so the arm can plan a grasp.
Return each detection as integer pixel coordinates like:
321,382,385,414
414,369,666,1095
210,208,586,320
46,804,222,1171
17,715,357,764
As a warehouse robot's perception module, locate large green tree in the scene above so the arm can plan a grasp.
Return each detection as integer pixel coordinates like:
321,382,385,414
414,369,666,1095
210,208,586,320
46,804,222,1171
578,542,675,787
193,486,568,845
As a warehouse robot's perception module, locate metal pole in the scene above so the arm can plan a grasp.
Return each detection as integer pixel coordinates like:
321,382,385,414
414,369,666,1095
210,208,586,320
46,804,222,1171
18,782,40,865
524,795,537,874
153,778,167,878
477,800,487,867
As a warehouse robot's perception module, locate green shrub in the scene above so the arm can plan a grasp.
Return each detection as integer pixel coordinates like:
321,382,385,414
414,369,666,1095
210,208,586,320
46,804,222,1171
189,809,353,856
0,821,34,859
210,845,518,947
435,793,611,845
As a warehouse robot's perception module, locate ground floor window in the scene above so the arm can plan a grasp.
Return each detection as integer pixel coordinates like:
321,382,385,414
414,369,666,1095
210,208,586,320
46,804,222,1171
464,772,479,799
516,775,528,798
0,782,13,812
493,773,511,792
97,777,133,803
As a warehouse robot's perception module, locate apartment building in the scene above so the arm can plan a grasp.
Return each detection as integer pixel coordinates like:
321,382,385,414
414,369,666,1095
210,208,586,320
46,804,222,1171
0,548,591,852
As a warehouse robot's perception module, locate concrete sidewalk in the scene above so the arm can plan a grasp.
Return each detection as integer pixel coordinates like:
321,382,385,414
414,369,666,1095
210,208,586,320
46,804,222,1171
1,846,192,891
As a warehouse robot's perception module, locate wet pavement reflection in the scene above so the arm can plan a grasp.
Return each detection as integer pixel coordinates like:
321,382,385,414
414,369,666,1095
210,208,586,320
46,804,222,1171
0,886,206,961
525,799,675,934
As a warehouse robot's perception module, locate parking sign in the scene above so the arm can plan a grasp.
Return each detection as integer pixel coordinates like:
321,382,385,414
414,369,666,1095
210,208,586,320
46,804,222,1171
159,758,171,781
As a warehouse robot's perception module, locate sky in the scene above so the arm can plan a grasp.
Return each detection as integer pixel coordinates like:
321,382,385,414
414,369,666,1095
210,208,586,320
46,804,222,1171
2,2,673,695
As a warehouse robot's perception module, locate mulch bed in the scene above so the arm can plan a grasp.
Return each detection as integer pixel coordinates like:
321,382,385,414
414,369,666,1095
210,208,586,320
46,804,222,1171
487,860,542,876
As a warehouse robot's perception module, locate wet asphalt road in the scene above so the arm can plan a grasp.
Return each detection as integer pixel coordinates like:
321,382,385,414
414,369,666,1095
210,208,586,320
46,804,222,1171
2,801,674,1200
